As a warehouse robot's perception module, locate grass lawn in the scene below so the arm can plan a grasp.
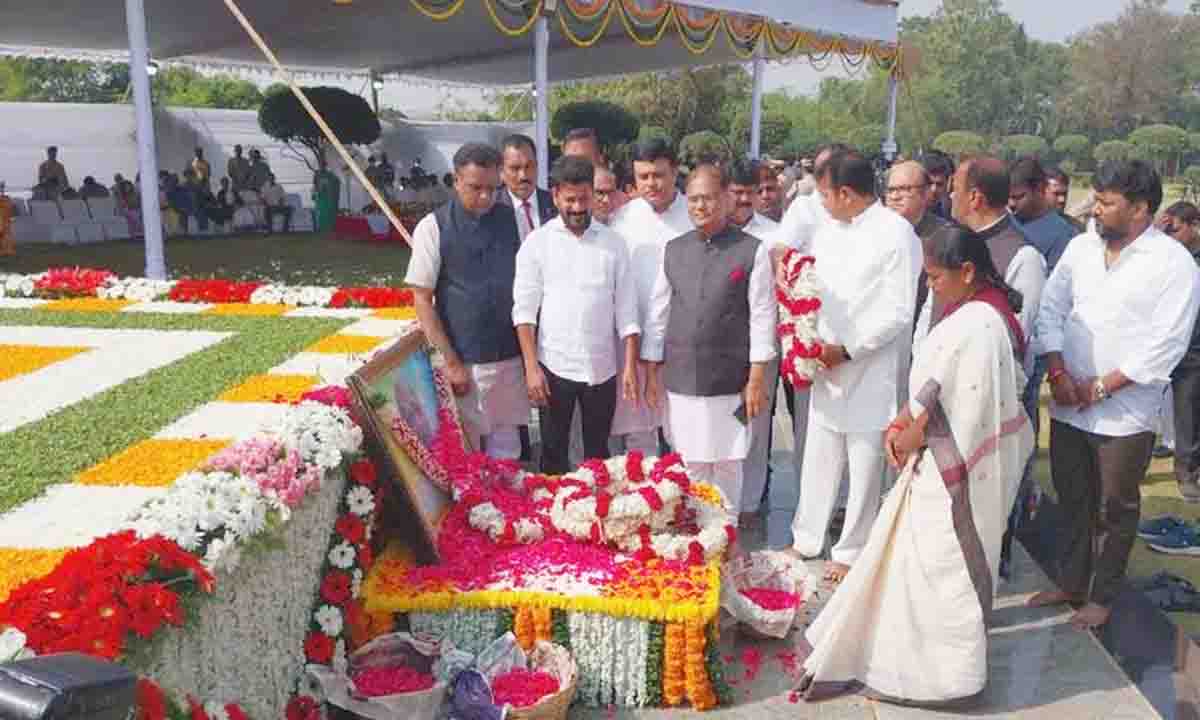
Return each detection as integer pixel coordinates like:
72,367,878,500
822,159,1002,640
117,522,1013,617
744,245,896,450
0,308,350,514
0,232,412,288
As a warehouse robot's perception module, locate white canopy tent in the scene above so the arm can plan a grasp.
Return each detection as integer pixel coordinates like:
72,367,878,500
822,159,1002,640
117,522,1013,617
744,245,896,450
0,0,900,278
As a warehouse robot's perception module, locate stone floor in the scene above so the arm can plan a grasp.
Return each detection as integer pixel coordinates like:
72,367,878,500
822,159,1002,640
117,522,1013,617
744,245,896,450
569,395,1162,719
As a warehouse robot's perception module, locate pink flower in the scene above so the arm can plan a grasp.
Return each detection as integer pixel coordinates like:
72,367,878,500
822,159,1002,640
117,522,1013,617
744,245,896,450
729,266,747,283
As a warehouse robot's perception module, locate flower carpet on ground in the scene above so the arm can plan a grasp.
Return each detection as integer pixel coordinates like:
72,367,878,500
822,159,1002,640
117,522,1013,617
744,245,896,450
0,269,417,716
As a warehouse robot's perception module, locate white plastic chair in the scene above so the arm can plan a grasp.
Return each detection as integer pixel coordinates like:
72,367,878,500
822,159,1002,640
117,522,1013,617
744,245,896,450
84,197,130,241
59,199,106,244
28,200,77,245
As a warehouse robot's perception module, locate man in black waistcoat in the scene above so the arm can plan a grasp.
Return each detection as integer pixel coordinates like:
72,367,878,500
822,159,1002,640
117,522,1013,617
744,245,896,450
405,143,530,458
642,163,777,523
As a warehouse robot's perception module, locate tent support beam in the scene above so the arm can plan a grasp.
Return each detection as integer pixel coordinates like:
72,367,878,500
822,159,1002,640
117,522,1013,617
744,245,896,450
534,16,550,190
883,74,899,162
220,0,410,242
125,0,166,280
749,55,764,159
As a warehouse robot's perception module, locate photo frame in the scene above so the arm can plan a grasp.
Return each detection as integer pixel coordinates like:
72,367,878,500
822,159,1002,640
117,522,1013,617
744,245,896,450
347,328,463,561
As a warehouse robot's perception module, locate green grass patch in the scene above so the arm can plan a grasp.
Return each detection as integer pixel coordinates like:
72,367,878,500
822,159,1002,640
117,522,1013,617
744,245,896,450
0,309,350,513
0,232,412,288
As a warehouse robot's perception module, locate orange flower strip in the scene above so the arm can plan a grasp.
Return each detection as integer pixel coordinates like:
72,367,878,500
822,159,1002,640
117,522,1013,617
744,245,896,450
76,438,231,488
663,623,686,706
684,620,717,710
513,605,536,651
0,344,90,382
201,303,291,317
532,605,553,645
305,334,385,355
219,374,320,403
39,298,134,313
0,548,69,603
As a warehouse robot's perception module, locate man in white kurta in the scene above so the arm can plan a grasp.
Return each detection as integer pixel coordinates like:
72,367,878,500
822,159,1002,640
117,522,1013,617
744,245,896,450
607,138,694,454
728,159,781,525
642,164,777,524
789,149,922,579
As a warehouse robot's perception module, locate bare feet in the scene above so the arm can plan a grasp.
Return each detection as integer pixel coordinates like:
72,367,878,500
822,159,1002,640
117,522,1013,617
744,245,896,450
1026,590,1081,608
824,561,850,584
1069,602,1110,630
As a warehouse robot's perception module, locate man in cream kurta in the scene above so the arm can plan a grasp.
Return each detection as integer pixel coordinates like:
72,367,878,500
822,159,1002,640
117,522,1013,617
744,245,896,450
789,149,922,580
607,138,693,454
643,164,777,520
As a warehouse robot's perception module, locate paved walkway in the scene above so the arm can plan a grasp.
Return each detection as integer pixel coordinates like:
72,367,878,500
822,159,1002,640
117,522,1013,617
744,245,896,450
571,392,1161,719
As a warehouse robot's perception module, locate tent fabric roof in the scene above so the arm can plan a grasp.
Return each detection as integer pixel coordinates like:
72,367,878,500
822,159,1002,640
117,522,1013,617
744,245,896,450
0,0,898,85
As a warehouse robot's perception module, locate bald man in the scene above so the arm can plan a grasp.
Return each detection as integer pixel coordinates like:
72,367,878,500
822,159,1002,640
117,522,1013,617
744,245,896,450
885,161,949,330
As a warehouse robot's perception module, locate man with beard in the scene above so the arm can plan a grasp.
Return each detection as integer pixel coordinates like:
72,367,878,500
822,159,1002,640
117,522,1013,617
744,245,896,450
406,143,530,459
1046,166,1086,233
513,156,640,474
728,158,780,527
1010,157,1079,275
608,138,694,454
756,160,785,222
643,163,776,520
1031,161,1199,628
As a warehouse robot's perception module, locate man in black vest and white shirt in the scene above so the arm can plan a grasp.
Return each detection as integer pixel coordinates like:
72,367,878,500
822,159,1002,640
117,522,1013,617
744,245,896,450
643,163,777,523
405,143,531,458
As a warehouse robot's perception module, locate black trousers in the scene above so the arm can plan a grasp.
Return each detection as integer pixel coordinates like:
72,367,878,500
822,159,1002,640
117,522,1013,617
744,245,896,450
1174,368,1200,484
539,365,618,475
1050,420,1154,605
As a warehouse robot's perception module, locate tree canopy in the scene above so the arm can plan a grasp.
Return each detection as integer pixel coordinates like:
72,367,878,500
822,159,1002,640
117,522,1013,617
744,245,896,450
258,86,380,170
932,130,987,157
550,100,640,150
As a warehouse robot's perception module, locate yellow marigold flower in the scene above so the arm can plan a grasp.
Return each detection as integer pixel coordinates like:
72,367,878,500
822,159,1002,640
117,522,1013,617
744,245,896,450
305,334,385,355
76,438,231,487
0,548,69,603
202,303,291,317
40,298,133,313
371,307,417,320
219,374,319,403
0,344,90,382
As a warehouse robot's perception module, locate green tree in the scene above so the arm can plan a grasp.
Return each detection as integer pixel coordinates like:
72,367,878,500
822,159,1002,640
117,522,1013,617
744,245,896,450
1129,123,1191,176
932,130,987,157
846,124,887,154
0,58,128,103
153,67,263,109
1093,140,1138,165
729,108,792,157
1053,134,1091,167
258,86,380,171
998,134,1049,160
636,125,671,144
551,100,640,151
678,130,732,167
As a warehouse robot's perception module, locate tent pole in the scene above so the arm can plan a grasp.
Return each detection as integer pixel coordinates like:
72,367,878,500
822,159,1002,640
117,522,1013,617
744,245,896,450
749,55,764,159
883,73,899,162
534,16,550,189
125,0,166,280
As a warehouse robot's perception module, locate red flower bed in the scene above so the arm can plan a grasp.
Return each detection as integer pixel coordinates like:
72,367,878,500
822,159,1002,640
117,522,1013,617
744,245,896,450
34,267,116,298
0,531,214,659
329,286,414,309
168,278,263,304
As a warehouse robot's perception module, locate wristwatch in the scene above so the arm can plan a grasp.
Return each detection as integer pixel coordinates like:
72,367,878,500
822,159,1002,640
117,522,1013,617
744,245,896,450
1093,378,1109,402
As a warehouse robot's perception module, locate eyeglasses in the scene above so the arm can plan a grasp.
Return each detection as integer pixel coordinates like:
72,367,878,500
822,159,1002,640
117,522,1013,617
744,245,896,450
884,183,929,197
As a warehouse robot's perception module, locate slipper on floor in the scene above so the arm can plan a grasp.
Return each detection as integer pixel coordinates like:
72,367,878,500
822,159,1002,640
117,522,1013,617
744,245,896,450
1131,571,1196,594
1148,525,1200,556
1139,515,1188,542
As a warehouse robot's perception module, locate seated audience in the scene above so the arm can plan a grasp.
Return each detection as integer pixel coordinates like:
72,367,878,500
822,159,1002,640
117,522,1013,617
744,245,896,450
260,174,293,233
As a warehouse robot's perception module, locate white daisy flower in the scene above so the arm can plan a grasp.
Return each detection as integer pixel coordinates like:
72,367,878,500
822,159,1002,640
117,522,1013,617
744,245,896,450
329,542,356,569
315,604,344,637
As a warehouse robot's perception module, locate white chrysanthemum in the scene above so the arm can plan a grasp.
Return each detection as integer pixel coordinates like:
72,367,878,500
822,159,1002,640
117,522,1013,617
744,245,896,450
328,541,356,569
346,486,375,517
315,604,344,637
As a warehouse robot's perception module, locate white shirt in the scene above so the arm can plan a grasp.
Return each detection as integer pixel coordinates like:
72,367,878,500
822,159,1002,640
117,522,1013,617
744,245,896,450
509,189,542,241
734,212,780,244
912,216,1047,372
809,202,923,433
1036,226,1200,436
403,212,444,290
512,217,640,385
774,192,829,255
642,232,777,367
608,193,693,326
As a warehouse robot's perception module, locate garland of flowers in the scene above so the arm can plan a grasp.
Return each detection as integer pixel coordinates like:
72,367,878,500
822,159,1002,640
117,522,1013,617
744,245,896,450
551,608,571,652
136,677,253,720
663,623,686,706
0,269,414,309
644,622,664,707
776,249,822,389
683,620,717,710
496,607,515,638
705,621,734,707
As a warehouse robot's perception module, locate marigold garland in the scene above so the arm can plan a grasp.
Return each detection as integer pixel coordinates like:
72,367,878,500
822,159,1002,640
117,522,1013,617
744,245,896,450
644,621,664,707
662,623,686,706
513,605,536,651
0,344,90,382
705,621,734,706
684,620,717,710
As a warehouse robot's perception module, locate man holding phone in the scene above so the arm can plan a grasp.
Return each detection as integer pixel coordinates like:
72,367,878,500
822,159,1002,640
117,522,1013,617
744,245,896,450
642,163,777,524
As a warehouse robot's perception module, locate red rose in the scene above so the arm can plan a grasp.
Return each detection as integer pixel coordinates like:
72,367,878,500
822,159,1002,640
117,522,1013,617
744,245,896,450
350,460,377,488
136,678,167,720
305,631,335,664
321,571,353,605
729,266,747,283
336,514,366,545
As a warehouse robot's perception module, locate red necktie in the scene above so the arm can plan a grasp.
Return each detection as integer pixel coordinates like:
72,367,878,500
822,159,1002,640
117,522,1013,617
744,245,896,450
522,199,535,238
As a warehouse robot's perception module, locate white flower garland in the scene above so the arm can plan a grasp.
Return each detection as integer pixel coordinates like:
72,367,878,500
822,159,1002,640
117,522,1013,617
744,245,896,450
96,276,176,302
274,401,363,471
777,249,822,389
248,284,336,307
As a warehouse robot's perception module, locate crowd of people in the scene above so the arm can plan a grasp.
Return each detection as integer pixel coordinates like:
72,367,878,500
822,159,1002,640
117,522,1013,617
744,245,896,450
404,126,1200,708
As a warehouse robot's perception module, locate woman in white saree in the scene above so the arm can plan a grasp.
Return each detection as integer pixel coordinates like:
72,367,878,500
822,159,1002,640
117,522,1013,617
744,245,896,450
796,225,1035,707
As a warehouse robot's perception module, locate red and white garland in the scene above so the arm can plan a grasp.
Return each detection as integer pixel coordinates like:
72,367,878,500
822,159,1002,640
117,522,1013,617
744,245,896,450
463,452,736,565
776,250,822,389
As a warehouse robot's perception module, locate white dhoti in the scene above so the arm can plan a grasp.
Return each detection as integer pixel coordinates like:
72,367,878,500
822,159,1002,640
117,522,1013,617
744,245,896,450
790,423,883,565
610,357,663,449
667,391,750,521
459,356,530,460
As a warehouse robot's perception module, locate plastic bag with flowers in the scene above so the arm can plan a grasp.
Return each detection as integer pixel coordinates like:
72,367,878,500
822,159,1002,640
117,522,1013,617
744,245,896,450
719,551,812,639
